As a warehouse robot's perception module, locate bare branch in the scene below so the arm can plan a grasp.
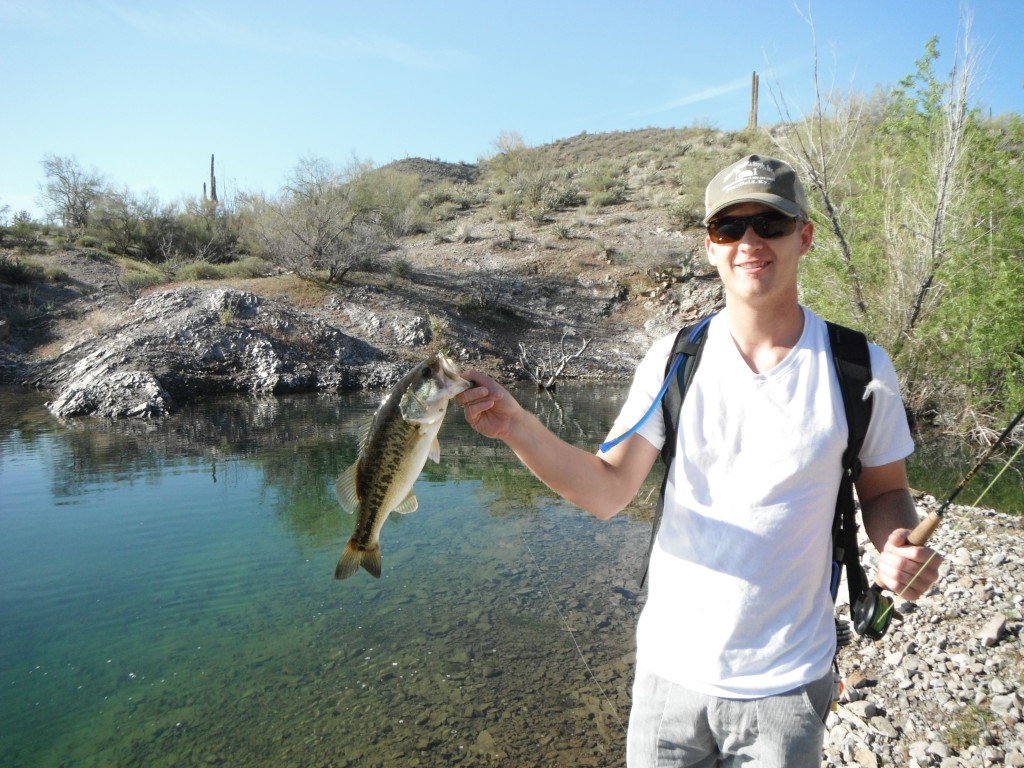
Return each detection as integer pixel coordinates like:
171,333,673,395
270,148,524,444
765,3,868,317
517,332,592,390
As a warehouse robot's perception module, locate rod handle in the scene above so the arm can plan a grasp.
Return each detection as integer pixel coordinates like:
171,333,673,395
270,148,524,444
906,510,942,547
873,511,942,590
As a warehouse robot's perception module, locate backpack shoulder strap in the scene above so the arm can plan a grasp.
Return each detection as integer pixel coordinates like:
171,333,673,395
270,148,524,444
639,313,714,587
827,321,873,476
660,314,715,466
825,321,874,608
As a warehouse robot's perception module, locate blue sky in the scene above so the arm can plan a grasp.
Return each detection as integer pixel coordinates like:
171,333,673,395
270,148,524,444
2,1,1022,219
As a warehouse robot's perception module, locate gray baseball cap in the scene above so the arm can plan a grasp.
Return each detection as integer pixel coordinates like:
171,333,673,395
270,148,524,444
703,155,808,224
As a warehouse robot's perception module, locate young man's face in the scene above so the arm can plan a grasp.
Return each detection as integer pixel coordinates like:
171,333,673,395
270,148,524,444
704,202,813,309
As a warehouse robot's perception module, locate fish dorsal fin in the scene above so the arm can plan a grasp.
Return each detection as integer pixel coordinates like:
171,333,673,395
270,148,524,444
334,463,360,515
356,413,375,455
428,436,441,463
394,492,419,514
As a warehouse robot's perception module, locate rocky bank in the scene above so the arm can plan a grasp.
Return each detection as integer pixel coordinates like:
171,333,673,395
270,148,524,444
24,286,398,418
2,209,721,419
829,501,1024,768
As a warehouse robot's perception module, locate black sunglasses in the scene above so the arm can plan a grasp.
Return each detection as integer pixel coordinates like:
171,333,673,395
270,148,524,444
706,213,802,244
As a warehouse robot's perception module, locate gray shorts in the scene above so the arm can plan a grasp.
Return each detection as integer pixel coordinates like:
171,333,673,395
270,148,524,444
626,667,833,768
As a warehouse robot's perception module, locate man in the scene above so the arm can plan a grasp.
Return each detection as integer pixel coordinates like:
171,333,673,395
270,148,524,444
455,155,942,767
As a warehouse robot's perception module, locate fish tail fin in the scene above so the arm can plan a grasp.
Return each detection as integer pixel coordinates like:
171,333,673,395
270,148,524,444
334,541,382,580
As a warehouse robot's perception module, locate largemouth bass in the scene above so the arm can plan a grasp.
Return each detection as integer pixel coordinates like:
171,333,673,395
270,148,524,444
334,353,471,579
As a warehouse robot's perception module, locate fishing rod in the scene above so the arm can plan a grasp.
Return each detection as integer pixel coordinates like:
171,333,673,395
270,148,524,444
903,402,1024,548
856,403,1024,638
971,441,1024,507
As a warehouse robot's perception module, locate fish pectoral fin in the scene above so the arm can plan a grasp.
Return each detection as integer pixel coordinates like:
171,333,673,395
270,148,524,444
428,436,441,463
394,492,419,514
334,463,360,515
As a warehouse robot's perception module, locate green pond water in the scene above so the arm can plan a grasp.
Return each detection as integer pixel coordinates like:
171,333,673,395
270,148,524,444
0,384,651,768
1,383,1019,768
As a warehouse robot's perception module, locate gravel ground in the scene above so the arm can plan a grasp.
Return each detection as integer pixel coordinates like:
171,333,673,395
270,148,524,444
827,500,1024,767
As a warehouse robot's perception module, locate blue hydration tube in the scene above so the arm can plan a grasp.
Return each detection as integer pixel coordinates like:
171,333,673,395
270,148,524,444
598,313,715,454
598,352,684,453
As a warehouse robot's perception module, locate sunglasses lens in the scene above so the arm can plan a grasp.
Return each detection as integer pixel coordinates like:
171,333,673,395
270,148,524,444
707,214,798,243
707,219,747,243
754,215,798,238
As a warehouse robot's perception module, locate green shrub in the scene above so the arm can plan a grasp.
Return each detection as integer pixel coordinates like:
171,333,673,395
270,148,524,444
511,170,554,207
176,261,223,281
118,271,166,294
583,162,628,207
0,254,44,284
428,314,451,349
589,187,628,207
421,181,479,211
528,203,552,227
494,225,521,251
431,201,461,222
390,256,413,279
495,192,523,221
668,199,704,229
221,256,269,278
173,202,240,263
453,223,474,243
4,213,46,252
347,166,423,238
542,184,586,211
43,266,70,283
175,255,267,282
946,703,994,750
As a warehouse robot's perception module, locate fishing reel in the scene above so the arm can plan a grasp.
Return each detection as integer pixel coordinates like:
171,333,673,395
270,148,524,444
852,585,897,641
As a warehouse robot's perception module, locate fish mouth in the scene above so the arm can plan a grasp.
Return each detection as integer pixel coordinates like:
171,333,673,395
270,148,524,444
436,353,472,391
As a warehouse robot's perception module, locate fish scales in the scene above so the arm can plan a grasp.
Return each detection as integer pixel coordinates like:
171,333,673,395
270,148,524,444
334,353,470,579
352,417,418,546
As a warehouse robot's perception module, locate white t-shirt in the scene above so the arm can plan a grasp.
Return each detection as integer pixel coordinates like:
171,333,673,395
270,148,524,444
612,307,913,698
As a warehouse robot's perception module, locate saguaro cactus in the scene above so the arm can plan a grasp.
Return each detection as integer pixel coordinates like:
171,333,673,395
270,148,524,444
209,154,218,204
748,71,759,130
